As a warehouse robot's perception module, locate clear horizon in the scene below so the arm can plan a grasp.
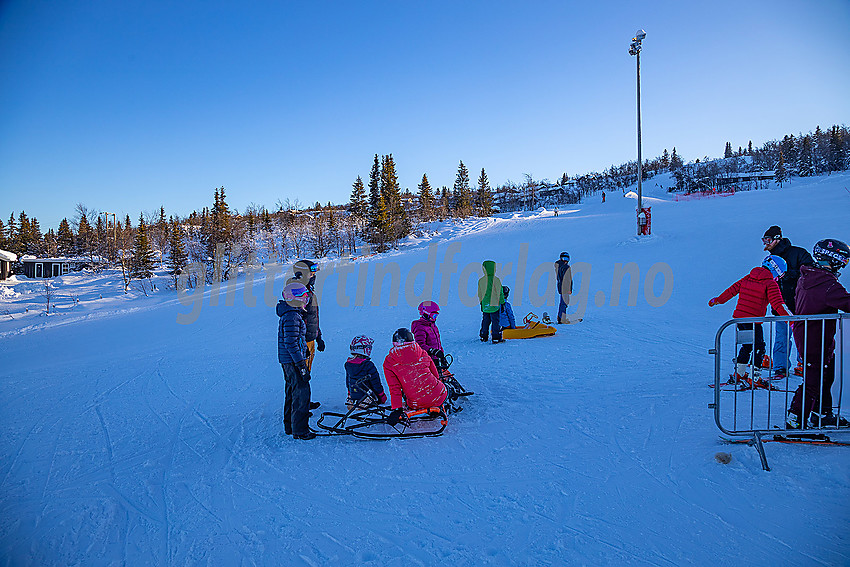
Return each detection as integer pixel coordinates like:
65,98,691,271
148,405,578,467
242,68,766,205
1,0,849,229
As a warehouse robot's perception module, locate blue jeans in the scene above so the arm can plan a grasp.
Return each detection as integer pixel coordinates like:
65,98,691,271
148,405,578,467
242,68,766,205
772,321,790,371
282,363,311,436
557,296,568,321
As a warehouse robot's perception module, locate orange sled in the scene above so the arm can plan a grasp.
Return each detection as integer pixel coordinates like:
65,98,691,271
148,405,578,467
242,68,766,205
502,313,557,339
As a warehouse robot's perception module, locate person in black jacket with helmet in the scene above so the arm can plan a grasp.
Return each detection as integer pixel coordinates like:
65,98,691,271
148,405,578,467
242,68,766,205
762,225,815,376
289,259,325,372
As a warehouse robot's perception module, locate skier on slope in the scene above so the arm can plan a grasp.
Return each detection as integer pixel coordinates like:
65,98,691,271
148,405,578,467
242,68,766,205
761,225,815,377
554,252,573,324
383,328,447,426
277,282,315,440
785,239,850,429
708,255,792,388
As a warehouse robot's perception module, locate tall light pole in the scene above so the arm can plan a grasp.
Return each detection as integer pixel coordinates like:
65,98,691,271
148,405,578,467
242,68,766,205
629,29,646,234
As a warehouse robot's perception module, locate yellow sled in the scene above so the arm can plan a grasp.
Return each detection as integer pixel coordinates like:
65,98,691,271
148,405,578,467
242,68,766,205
502,313,557,339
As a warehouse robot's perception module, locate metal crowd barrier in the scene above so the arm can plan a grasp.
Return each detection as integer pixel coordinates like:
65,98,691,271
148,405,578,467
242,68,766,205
710,313,848,470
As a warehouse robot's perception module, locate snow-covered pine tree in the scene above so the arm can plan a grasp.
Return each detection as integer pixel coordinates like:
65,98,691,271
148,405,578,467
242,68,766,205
660,149,669,170
724,142,733,159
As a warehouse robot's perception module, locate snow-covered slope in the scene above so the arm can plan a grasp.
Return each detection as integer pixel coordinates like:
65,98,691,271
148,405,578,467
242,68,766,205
2,174,850,565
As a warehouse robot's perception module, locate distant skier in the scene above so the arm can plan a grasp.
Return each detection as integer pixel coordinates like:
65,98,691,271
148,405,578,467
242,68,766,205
290,260,325,372
477,260,505,343
345,335,387,410
499,286,517,330
411,300,450,371
383,328,447,426
761,225,814,377
708,255,792,387
554,252,573,324
602,191,606,203
785,239,850,429
277,282,315,440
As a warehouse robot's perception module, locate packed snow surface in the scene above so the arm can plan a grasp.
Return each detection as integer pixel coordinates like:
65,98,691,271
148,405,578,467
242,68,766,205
2,174,850,565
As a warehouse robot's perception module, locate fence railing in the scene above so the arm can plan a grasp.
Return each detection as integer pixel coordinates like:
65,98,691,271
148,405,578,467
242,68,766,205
710,313,848,470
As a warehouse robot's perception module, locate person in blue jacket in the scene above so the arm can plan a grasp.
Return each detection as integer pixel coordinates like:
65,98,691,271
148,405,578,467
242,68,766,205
277,282,315,440
499,286,517,330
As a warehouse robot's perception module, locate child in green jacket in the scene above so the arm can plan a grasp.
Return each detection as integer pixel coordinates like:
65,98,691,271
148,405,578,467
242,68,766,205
477,260,505,343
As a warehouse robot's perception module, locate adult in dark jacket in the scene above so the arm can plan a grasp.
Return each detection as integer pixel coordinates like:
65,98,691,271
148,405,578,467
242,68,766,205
290,260,325,371
762,225,815,375
277,282,315,439
786,239,850,429
554,252,573,324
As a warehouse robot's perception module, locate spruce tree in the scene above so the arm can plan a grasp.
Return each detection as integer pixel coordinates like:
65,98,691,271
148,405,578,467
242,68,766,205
29,217,43,255
0,217,6,250
167,216,188,275
132,213,155,279
670,147,683,170
417,174,434,221
797,135,815,177
57,219,74,255
17,212,31,256
775,150,788,187
477,168,492,216
349,176,367,219
454,161,472,217
661,149,669,169
367,154,382,242
76,213,93,257
7,213,17,254
724,142,733,159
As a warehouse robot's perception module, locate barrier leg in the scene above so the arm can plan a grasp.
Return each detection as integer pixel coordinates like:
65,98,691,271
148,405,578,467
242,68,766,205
753,431,771,472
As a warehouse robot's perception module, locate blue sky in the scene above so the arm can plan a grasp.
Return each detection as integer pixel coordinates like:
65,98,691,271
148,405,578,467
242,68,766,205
1,0,849,229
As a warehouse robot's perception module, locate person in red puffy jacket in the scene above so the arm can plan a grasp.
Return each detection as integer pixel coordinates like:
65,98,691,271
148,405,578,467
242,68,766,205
709,256,792,383
383,328,447,418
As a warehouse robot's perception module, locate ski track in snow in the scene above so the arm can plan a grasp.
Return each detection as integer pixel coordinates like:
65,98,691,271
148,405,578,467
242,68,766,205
2,173,850,564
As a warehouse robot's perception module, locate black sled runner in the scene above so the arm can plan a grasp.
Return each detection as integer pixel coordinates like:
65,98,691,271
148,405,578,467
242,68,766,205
314,356,472,440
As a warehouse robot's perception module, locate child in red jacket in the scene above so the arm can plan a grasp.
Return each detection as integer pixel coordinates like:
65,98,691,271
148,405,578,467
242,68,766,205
709,255,792,385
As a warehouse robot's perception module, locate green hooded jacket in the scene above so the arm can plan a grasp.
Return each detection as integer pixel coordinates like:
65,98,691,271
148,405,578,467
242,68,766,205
477,260,505,313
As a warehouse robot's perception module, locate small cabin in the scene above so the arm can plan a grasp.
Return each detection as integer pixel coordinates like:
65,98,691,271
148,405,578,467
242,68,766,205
20,257,79,278
0,249,16,281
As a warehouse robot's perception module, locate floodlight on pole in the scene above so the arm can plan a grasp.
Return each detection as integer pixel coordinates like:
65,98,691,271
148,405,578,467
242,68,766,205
629,29,646,235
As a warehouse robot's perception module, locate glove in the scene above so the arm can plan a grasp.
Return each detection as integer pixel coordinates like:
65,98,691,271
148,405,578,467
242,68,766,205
708,298,718,307
386,408,405,426
316,337,325,352
296,360,310,381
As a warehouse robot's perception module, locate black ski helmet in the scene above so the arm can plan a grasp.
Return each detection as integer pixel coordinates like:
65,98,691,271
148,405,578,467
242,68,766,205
392,327,415,345
812,239,850,274
502,285,510,299
560,251,570,262
293,259,319,285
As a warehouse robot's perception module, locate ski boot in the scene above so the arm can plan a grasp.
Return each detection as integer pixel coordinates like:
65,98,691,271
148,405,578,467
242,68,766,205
761,355,772,369
541,312,553,325
793,363,804,377
810,412,850,428
785,411,802,430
